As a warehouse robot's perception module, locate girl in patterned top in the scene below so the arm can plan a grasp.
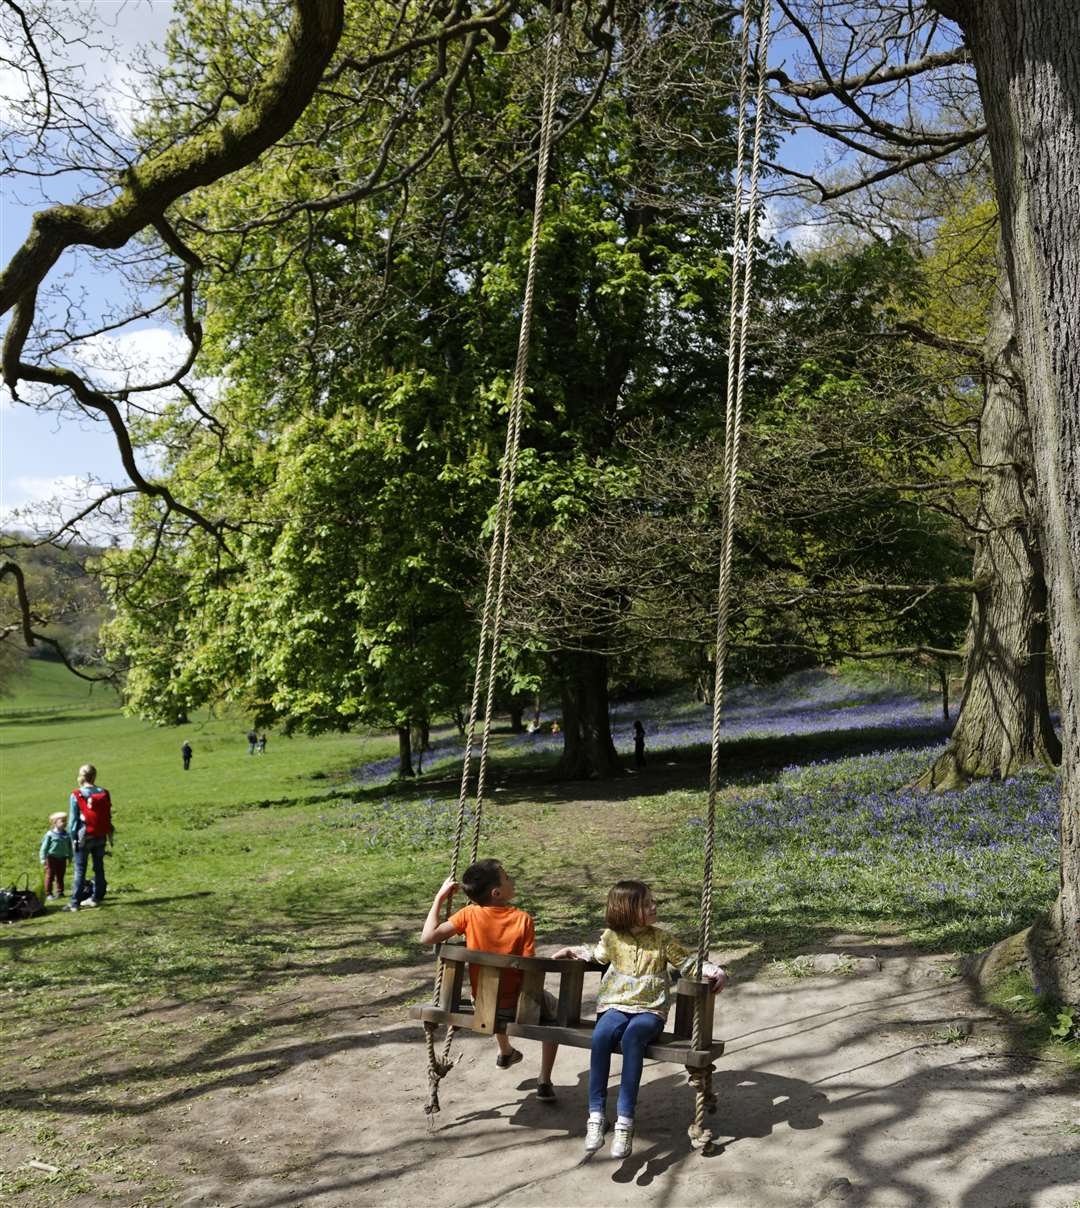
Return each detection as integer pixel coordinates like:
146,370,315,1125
553,879,726,1159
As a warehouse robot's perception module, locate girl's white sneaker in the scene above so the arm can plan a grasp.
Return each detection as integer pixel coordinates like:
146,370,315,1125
584,1116,608,1152
611,1120,634,1159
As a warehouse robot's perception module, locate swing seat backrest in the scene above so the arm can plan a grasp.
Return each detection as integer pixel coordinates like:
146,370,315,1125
409,944,724,1068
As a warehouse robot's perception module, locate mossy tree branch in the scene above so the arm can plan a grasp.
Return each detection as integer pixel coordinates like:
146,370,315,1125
0,0,345,388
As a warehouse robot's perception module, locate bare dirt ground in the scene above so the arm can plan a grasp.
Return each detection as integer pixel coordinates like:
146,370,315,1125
6,788,1080,1208
150,940,1079,1208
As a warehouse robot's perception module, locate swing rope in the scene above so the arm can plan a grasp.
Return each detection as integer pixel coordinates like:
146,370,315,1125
688,0,772,1152
424,0,571,1119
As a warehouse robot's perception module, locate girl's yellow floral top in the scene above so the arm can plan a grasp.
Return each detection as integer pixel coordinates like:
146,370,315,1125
571,927,722,1018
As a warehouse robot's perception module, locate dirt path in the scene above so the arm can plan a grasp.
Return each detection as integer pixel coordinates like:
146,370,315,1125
131,942,1079,1208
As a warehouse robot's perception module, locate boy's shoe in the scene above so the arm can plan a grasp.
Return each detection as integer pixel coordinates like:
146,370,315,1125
83,899,97,908
46,893,56,900
584,1116,608,1153
611,1120,634,1160
536,1081,557,1102
495,1049,523,1070
63,905,79,912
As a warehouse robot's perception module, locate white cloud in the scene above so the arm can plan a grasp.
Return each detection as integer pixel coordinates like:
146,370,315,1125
0,1,175,137
760,199,827,254
1,473,90,513
0,472,133,544
1,325,220,417
70,325,189,390
60,324,222,417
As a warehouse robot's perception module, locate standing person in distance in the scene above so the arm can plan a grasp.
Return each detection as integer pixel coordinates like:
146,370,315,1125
182,741,192,771
65,763,113,912
633,720,646,769
257,733,267,755
246,729,258,755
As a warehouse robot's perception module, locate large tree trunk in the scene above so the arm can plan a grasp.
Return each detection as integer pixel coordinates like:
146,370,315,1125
397,725,414,777
939,0,1080,1001
554,650,623,779
917,255,1061,789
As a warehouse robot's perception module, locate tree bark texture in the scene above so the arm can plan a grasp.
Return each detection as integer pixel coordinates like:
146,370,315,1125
939,0,1080,1000
397,726,414,777
917,256,1061,789
555,650,623,779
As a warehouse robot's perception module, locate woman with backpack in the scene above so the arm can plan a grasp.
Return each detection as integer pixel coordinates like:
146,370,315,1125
64,763,113,913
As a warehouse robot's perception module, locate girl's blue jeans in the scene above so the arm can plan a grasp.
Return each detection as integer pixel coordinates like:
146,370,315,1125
588,1008,665,1119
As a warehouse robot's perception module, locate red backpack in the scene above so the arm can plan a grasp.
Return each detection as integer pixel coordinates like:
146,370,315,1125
75,788,112,839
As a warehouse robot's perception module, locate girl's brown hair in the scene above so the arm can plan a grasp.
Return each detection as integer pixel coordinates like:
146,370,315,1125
605,880,651,931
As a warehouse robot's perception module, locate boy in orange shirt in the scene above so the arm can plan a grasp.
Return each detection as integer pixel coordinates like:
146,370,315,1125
421,858,559,1101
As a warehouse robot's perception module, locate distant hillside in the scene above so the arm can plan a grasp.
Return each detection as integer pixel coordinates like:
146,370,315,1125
0,656,118,714
0,535,111,685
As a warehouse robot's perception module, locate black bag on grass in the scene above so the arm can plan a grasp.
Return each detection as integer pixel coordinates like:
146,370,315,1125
5,878,44,921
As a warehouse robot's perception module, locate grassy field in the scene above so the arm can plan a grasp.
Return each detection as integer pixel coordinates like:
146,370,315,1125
1,662,1063,1008
0,661,441,1012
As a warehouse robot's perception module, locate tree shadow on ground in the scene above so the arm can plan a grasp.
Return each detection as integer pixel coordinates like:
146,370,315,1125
0,1013,427,1119
7,936,1077,1207
374,718,953,811
153,969,1078,1208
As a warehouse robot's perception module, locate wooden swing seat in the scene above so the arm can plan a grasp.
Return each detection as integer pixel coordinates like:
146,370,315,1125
409,944,724,1069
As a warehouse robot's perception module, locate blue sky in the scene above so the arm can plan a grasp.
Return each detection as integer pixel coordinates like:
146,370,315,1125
0,1,177,530
1,4,828,534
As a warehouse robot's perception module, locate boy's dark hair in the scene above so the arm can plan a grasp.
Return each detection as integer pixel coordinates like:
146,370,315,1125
606,880,651,931
461,858,504,905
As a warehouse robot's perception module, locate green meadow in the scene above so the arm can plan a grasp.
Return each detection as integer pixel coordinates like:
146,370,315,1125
0,660,439,1019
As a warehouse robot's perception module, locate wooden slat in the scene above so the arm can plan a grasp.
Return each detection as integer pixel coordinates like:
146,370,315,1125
435,946,605,975
504,1020,724,1068
437,958,466,1013
672,991,693,1038
556,962,585,1026
674,977,712,996
697,986,715,1047
472,965,501,1033
409,1004,508,1032
672,977,711,1039
516,969,545,1025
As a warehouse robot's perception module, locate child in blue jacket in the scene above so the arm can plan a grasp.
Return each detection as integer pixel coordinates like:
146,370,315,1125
39,811,74,899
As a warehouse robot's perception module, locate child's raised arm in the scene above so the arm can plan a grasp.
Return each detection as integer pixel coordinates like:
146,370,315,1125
420,876,461,946
552,931,609,962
